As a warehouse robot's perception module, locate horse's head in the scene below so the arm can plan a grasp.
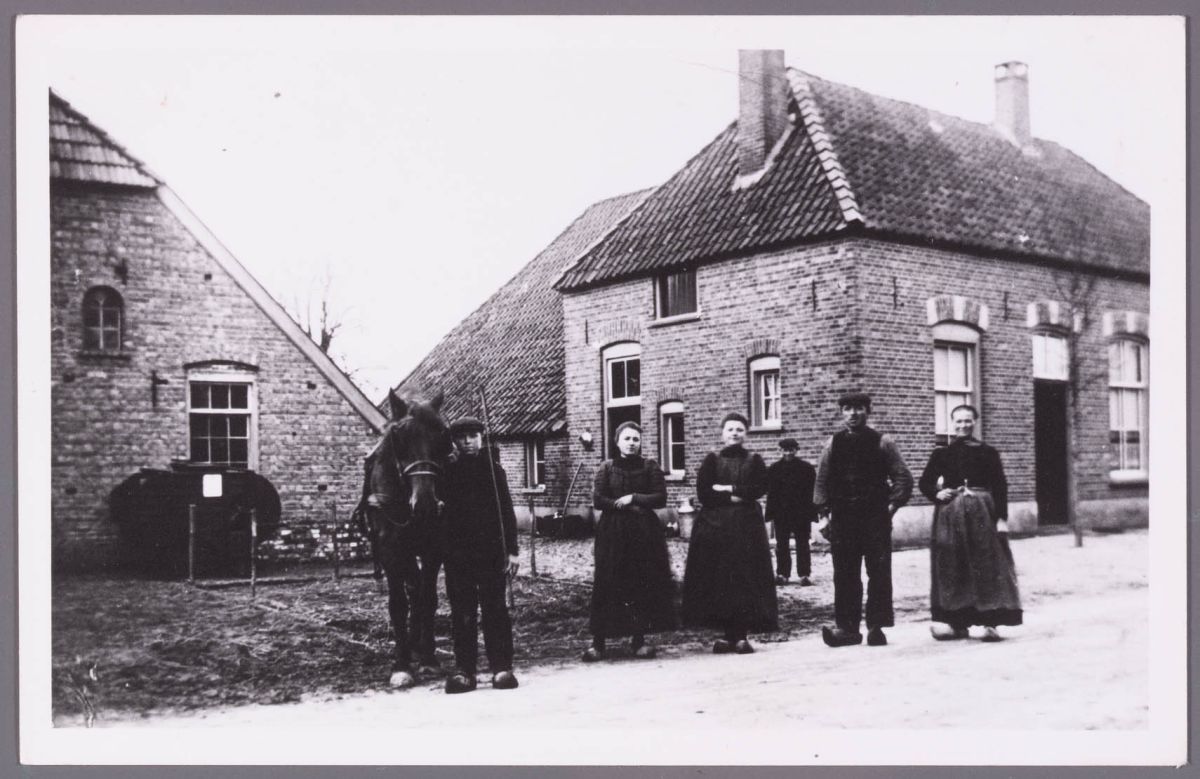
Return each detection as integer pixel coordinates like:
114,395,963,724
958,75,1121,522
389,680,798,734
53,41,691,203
384,389,450,525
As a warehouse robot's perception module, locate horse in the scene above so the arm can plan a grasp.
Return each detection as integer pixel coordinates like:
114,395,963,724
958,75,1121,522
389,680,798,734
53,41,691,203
356,389,451,688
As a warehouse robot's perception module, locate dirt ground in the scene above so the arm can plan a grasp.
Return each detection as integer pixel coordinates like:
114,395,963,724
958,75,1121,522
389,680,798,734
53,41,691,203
52,534,864,724
52,528,1141,728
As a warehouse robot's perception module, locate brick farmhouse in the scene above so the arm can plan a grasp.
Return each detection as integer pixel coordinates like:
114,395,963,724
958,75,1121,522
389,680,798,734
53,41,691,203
50,91,387,570
403,51,1150,541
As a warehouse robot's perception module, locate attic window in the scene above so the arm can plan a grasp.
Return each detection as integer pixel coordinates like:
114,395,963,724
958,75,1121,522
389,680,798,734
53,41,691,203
655,269,698,320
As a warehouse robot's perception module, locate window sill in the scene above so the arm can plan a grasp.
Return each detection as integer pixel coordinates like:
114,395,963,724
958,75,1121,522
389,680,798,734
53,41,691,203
1108,470,1149,487
749,425,783,434
77,350,132,362
649,312,701,328
664,473,688,483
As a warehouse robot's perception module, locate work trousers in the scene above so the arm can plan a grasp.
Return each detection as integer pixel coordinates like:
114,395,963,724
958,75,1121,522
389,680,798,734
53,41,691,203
444,552,514,677
829,504,894,632
773,517,812,578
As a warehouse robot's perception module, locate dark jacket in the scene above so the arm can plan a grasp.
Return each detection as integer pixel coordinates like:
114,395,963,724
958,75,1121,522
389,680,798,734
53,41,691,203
593,455,667,512
441,449,519,559
697,445,768,509
918,437,1009,521
765,456,817,523
813,426,913,511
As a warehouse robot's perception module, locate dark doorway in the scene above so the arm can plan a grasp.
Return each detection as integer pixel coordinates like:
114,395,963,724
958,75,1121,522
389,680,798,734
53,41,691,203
605,405,640,459
1033,381,1069,525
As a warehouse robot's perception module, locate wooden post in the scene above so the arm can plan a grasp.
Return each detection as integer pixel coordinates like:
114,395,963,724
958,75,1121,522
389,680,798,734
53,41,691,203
249,508,258,599
187,504,196,586
526,493,538,577
330,500,340,581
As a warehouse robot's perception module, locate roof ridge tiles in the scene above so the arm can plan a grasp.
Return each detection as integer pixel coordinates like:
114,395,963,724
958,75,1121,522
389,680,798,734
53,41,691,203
787,69,863,225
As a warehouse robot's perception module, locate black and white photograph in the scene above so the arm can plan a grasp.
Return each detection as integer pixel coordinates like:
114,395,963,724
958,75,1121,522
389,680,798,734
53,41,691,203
15,14,1187,766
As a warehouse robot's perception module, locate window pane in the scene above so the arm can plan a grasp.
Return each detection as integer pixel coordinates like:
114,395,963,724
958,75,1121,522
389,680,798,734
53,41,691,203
228,415,248,437
191,384,208,409
190,416,207,437
83,305,100,327
229,439,249,467
625,359,640,398
230,384,249,409
933,347,948,385
210,385,229,409
211,438,229,464
190,438,208,462
83,327,100,350
949,347,968,388
935,394,948,434
1121,391,1139,431
610,361,626,400
660,270,697,317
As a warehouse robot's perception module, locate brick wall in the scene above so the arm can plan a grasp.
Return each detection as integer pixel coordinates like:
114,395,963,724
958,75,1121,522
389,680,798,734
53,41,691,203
850,238,1148,509
561,236,1149,528
494,435,570,525
563,240,857,512
51,182,380,570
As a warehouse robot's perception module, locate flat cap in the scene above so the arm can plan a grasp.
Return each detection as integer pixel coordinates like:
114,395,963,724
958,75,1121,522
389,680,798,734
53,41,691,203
778,438,799,450
837,391,872,409
449,416,485,435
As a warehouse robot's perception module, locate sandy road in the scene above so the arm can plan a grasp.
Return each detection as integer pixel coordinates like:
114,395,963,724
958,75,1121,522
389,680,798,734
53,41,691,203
116,531,1148,732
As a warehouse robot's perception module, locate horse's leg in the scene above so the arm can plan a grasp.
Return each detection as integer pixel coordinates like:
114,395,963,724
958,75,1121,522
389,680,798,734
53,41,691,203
371,521,386,594
375,518,417,689
414,548,443,672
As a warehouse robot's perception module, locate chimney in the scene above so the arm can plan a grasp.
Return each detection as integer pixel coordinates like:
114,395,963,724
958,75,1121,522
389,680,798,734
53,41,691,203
738,50,790,176
994,61,1031,147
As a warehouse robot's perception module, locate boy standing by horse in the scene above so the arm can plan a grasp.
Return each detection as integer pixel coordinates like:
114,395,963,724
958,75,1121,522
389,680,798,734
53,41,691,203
441,416,521,694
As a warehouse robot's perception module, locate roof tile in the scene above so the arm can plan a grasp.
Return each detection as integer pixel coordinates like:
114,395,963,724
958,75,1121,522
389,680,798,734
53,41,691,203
558,68,1149,291
393,190,649,436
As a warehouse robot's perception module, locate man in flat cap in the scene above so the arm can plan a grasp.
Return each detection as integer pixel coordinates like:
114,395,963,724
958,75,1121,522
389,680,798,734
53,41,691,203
766,438,817,586
814,392,913,647
441,416,521,694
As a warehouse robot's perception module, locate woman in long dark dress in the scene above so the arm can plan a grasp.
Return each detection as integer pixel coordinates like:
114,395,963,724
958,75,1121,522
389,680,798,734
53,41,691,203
681,412,779,654
918,404,1022,641
583,422,677,661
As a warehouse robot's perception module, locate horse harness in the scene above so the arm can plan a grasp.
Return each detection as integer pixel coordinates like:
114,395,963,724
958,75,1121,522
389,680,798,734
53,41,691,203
364,432,443,531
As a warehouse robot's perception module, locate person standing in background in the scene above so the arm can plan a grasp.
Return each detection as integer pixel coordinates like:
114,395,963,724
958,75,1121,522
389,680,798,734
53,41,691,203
766,438,818,586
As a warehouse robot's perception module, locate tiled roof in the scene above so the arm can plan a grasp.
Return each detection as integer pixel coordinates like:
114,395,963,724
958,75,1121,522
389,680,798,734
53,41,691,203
50,91,161,188
393,189,650,436
557,69,1149,291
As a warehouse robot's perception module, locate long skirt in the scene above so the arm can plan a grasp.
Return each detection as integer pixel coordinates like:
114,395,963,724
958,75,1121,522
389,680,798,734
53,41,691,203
589,508,678,638
681,504,779,632
930,488,1023,627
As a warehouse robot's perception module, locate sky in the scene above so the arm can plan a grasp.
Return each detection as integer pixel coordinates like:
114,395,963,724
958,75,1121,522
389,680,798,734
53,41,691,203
21,15,1183,400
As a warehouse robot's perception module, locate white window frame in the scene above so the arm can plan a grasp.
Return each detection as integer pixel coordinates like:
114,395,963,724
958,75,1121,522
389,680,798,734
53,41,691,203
524,439,546,488
1031,331,1070,381
1108,338,1148,479
659,401,686,480
932,323,981,442
602,342,642,459
187,369,258,469
655,268,699,321
749,355,781,430
604,342,641,407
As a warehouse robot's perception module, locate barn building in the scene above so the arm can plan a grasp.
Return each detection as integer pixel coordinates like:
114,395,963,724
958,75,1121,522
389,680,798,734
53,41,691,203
401,51,1151,541
395,189,649,522
49,90,387,570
